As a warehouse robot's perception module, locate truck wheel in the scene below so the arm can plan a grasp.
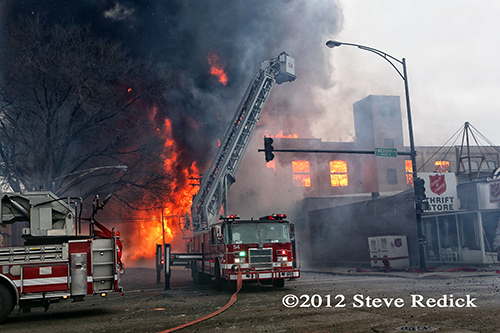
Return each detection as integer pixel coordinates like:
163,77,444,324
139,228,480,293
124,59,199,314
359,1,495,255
198,272,211,285
215,262,227,291
192,263,210,285
0,284,14,323
191,262,199,285
272,279,285,288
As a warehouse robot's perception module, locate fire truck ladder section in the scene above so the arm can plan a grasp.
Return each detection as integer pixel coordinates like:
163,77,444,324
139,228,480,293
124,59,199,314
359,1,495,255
190,52,296,230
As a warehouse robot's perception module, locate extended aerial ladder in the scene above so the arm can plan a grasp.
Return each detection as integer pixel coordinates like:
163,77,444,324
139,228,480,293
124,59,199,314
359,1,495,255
190,52,296,230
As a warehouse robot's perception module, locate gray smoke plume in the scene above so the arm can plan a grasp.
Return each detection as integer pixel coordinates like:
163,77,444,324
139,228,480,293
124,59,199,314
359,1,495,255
2,0,342,170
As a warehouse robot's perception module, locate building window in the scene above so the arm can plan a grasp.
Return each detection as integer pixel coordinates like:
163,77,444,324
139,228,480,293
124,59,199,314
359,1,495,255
384,138,394,148
387,169,398,184
435,160,450,172
292,160,311,187
463,160,478,172
330,160,348,187
405,160,413,185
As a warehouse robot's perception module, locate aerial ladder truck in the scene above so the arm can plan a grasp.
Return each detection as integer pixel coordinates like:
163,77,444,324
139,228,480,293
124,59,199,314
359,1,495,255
185,52,300,289
0,192,123,323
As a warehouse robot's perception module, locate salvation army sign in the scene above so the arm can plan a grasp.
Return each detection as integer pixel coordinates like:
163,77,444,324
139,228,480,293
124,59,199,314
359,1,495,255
418,173,458,212
489,179,500,203
429,174,447,196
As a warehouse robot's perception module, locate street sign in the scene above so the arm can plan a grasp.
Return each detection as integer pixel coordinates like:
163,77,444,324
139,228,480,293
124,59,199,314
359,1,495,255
375,147,397,157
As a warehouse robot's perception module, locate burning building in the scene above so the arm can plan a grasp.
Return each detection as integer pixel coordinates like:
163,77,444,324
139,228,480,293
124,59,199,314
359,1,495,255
255,95,500,268
270,95,410,198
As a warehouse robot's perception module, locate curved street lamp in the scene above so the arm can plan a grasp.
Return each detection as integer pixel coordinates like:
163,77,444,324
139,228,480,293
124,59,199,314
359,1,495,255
326,40,426,270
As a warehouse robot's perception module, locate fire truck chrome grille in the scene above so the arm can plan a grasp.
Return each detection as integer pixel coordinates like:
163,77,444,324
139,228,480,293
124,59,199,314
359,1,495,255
249,248,272,270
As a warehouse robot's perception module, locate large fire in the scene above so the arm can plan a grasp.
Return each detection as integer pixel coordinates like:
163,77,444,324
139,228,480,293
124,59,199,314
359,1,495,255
207,53,228,85
123,118,199,265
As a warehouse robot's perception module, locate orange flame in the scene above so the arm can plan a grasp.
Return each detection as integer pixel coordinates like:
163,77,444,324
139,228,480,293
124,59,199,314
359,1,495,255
124,117,199,264
207,53,228,85
266,130,299,139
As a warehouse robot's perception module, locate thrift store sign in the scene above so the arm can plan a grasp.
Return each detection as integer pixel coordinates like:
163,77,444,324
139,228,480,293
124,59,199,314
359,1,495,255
418,173,458,212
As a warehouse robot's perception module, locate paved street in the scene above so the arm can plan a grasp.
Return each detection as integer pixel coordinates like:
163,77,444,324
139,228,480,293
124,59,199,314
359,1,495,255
2,266,500,332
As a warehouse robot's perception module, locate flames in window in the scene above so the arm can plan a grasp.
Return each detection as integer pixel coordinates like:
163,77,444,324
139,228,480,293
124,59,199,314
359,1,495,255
330,160,348,187
435,160,450,173
405,160,413,185
292,160,311,187
267,160,276,171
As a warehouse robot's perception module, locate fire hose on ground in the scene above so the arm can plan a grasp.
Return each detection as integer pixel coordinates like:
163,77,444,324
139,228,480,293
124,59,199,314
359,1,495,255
159,268,243,333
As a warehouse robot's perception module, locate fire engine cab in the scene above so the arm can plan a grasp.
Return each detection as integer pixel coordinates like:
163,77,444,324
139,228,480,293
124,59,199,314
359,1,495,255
191,214,299,290
0,191,123,323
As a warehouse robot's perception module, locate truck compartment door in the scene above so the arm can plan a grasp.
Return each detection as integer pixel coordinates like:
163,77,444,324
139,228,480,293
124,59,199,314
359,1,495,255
22,264,69,293
70,253,87,295
92,239,114,292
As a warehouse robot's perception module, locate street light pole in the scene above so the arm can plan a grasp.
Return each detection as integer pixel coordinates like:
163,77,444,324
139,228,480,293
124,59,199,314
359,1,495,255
326,40,426,270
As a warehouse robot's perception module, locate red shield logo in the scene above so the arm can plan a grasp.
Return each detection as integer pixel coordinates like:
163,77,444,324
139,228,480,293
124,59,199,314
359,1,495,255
491,182,500,200
394,238,402,248
429,174,447,196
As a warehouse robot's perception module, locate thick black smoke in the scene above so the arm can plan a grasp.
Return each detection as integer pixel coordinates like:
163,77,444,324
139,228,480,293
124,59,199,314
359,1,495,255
2,0,342,170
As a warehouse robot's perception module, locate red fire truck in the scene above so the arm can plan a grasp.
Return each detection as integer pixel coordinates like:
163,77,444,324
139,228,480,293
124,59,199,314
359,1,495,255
185,52,299,289
0,191,124,323
191,214,299,290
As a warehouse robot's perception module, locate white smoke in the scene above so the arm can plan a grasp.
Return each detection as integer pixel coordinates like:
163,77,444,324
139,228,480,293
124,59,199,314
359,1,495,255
103,3,135,22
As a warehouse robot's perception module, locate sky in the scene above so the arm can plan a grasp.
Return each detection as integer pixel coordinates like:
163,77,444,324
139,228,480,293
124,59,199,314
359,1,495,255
312,0,500,147
2,1,499,156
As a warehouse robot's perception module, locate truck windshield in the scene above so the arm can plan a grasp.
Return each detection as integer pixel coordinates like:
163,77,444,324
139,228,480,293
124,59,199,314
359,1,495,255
227,223,290,244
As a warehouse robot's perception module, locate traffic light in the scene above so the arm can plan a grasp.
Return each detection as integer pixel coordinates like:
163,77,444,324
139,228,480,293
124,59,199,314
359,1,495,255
264,137,275,162
414,177,427,201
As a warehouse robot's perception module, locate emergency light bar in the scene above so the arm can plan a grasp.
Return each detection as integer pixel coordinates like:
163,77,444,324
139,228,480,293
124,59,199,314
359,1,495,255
259,214,287,220
220,214,240,220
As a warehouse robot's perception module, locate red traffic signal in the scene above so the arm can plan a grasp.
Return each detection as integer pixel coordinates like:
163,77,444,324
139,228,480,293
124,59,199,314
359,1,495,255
264,137,275,162
414,177,427,201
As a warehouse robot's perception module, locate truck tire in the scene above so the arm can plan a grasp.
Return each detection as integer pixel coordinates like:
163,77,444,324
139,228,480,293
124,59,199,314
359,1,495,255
215,261,227,291
192,263,211,285
198,272,211,285
191,262,199,285
273,279,285,288
0,284,14,323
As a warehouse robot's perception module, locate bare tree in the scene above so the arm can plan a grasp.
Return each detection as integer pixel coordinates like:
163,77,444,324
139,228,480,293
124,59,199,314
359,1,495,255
0,15,172,208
